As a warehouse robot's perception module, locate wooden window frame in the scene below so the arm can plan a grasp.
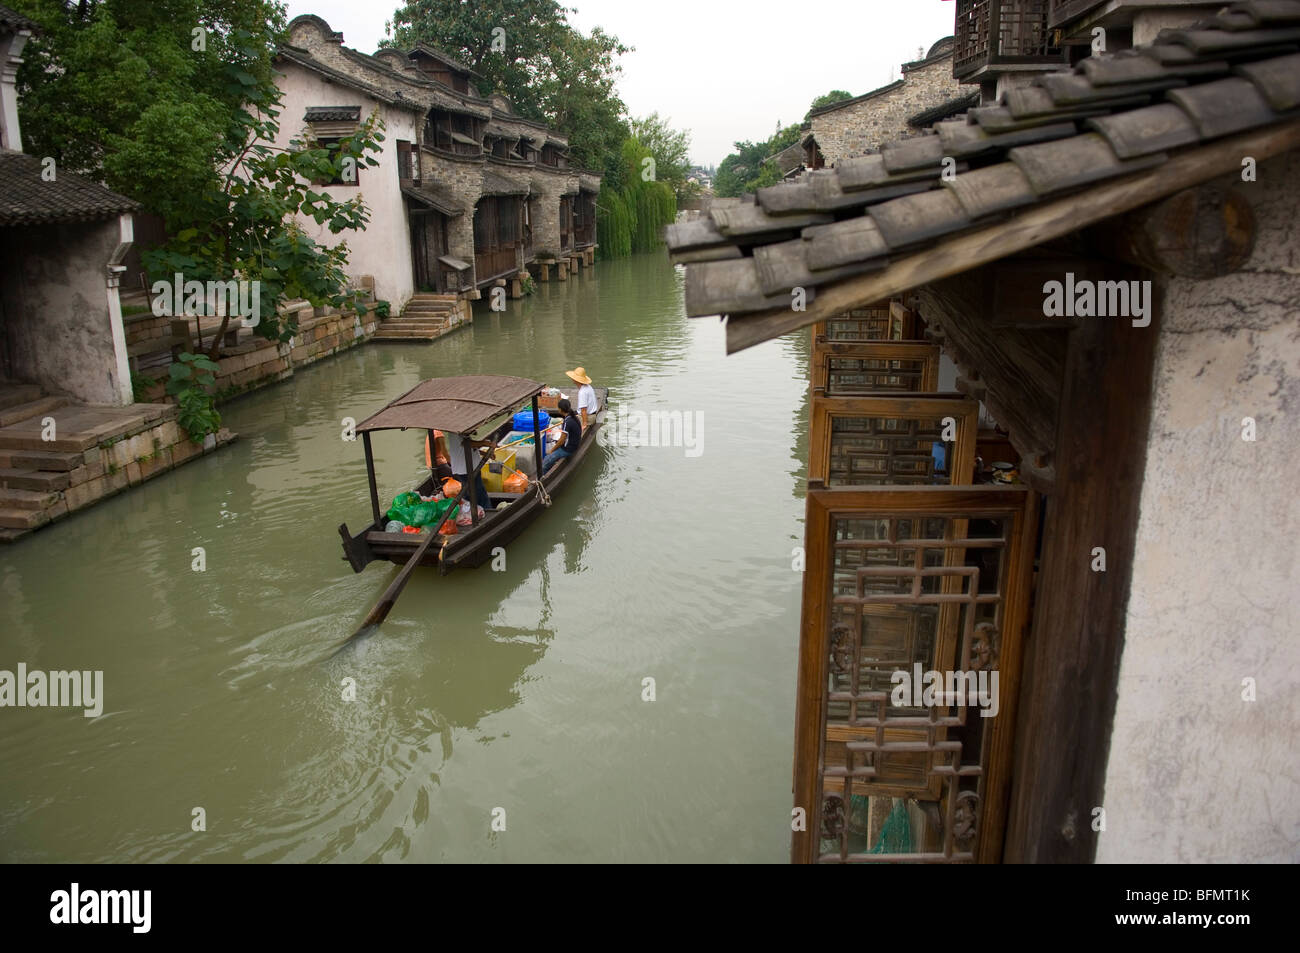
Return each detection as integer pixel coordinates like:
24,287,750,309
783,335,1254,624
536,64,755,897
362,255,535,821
792,484,1038,863
809,394,979,487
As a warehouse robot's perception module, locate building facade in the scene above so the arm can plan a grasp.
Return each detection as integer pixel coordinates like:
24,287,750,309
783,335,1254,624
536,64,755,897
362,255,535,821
276,15,600,313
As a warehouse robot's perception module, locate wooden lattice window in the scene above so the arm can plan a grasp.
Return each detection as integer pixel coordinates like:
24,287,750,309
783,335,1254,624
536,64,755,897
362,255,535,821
814,301,916,344
814,343,941,396
793,486,1037,863
810,396,978,487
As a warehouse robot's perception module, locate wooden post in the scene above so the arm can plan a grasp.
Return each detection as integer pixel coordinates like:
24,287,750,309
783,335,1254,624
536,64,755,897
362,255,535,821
362,431,381,526
461,435,480,527
531,395,544,477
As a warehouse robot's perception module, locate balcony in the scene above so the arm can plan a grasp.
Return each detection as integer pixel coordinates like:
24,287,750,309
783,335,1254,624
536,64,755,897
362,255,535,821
1048,0,1108,29
953,0,1065,80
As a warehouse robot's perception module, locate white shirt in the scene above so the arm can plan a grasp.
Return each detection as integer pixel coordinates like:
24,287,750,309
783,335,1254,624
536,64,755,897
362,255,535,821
577,383,597,419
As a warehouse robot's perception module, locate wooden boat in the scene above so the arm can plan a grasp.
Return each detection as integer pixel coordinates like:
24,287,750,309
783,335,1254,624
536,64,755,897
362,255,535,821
338,375,607,575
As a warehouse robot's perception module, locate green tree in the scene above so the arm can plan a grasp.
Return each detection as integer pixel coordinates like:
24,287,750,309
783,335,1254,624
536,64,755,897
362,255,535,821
387,0,631,173
714,124,802,198
628,112,691,199
596,137,675,261
14,0,285,225
15,0,386,361
806,89,854,118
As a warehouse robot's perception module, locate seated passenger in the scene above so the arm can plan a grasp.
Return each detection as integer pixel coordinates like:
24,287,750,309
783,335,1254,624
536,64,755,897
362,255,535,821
542,398,581,473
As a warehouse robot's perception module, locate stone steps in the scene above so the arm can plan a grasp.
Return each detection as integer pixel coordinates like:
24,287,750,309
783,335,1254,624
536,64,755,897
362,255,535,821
0,467,71,491
0,403,172,452
0,448,86,471
0,395,68,428
0,486,60,510
0,506,48,530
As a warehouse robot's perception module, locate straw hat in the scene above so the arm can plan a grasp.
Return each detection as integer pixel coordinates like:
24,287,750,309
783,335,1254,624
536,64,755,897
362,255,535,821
565,367,592,386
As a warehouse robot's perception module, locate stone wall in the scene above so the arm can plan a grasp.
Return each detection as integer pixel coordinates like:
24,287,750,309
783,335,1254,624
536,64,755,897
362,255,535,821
0,216,133,406
1097,152,1300,863
810,53,964,164
134,304,382,404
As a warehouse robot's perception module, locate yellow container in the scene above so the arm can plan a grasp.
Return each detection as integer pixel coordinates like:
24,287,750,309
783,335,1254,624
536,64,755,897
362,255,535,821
480,446,516,493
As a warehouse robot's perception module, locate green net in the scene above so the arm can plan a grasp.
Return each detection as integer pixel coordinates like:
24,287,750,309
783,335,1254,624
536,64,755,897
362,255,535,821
386,491,460,529
864,797,913,855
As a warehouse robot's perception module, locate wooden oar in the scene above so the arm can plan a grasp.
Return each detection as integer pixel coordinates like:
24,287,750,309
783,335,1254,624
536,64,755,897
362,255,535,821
349,464,476,637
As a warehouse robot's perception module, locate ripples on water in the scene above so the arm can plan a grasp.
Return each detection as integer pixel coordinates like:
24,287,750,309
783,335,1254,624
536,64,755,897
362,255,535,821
0,253,811,863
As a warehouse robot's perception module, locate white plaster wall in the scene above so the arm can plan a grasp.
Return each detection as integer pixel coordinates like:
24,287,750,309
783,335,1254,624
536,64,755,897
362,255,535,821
1097,151,1300,863
273,64,419,310
0,218,132,405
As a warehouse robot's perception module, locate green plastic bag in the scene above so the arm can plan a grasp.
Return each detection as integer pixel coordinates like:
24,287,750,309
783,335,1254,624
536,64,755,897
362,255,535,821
386,491,459,528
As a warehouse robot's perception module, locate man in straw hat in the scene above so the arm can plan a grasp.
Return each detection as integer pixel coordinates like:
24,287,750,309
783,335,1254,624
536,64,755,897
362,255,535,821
565,367,597,430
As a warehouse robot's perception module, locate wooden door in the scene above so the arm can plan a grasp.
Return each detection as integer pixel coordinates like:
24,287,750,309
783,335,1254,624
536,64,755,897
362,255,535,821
792,485,1037,863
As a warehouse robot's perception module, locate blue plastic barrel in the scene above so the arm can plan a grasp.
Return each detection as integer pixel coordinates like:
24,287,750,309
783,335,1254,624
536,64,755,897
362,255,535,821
512,409,550,433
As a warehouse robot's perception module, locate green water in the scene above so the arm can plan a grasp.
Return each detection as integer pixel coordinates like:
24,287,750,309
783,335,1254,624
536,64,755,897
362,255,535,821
0,252,811,862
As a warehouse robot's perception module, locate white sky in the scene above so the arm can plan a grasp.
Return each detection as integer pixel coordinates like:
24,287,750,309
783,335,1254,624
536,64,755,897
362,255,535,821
282,1,958,167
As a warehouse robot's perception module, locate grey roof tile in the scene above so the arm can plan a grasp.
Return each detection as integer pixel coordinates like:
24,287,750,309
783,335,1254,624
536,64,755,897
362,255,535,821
660,7,1300,333
1009,133,1167,196
1237,1,1300,25
753,239,882,296
664,216,728,252
936,117,1077,159
802,217,890,271
942,163,1037,220
835,154,938,191
868,189,970,250
710,202,832,237
0,152,138,226
1160,26,1300,55
1086,102,1203,158
880,135,945,173
1234,51,1300,110
1100,47,1232,80
684,258,811,317
1167,75,1279,137
1039,71,1186,105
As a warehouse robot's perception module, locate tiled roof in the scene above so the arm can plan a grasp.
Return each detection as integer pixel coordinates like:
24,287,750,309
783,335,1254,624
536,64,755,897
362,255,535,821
407,42,481,80
0,151,138,226
401,184,464,216
304,106,361,122
481,168,529,196
666,0,1300,343
908,91,981,128
0,4,36,31
277,47,426,112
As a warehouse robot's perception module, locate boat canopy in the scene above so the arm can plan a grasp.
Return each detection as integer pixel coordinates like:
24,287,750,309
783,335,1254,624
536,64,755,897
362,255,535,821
356,375,545,436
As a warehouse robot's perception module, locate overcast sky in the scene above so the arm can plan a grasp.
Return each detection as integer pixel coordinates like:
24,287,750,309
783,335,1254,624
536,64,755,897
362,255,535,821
282,1,957,167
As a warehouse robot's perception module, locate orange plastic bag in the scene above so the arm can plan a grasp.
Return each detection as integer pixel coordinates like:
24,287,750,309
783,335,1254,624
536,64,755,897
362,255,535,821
440,476,462,498
504,471,528,493
437,518,458,536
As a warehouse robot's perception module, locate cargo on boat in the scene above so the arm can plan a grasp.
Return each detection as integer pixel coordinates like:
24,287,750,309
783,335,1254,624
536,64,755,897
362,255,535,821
338,374,606,575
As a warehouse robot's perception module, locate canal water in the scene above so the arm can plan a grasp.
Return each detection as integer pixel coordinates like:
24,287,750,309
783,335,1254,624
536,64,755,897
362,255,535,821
0,252,811,863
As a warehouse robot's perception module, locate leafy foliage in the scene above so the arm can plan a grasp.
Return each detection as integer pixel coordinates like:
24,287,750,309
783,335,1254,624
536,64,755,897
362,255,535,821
387,0,631,175
627,113,692,200
165,352,222,442
15,0,386,358
806,89,854,118
596,139,675,261
714,125,802,198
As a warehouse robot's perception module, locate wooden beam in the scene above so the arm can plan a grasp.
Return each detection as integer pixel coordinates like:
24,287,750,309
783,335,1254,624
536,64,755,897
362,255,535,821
1089,183,1257,279
1001,269,1161,863
723,119,1300,354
